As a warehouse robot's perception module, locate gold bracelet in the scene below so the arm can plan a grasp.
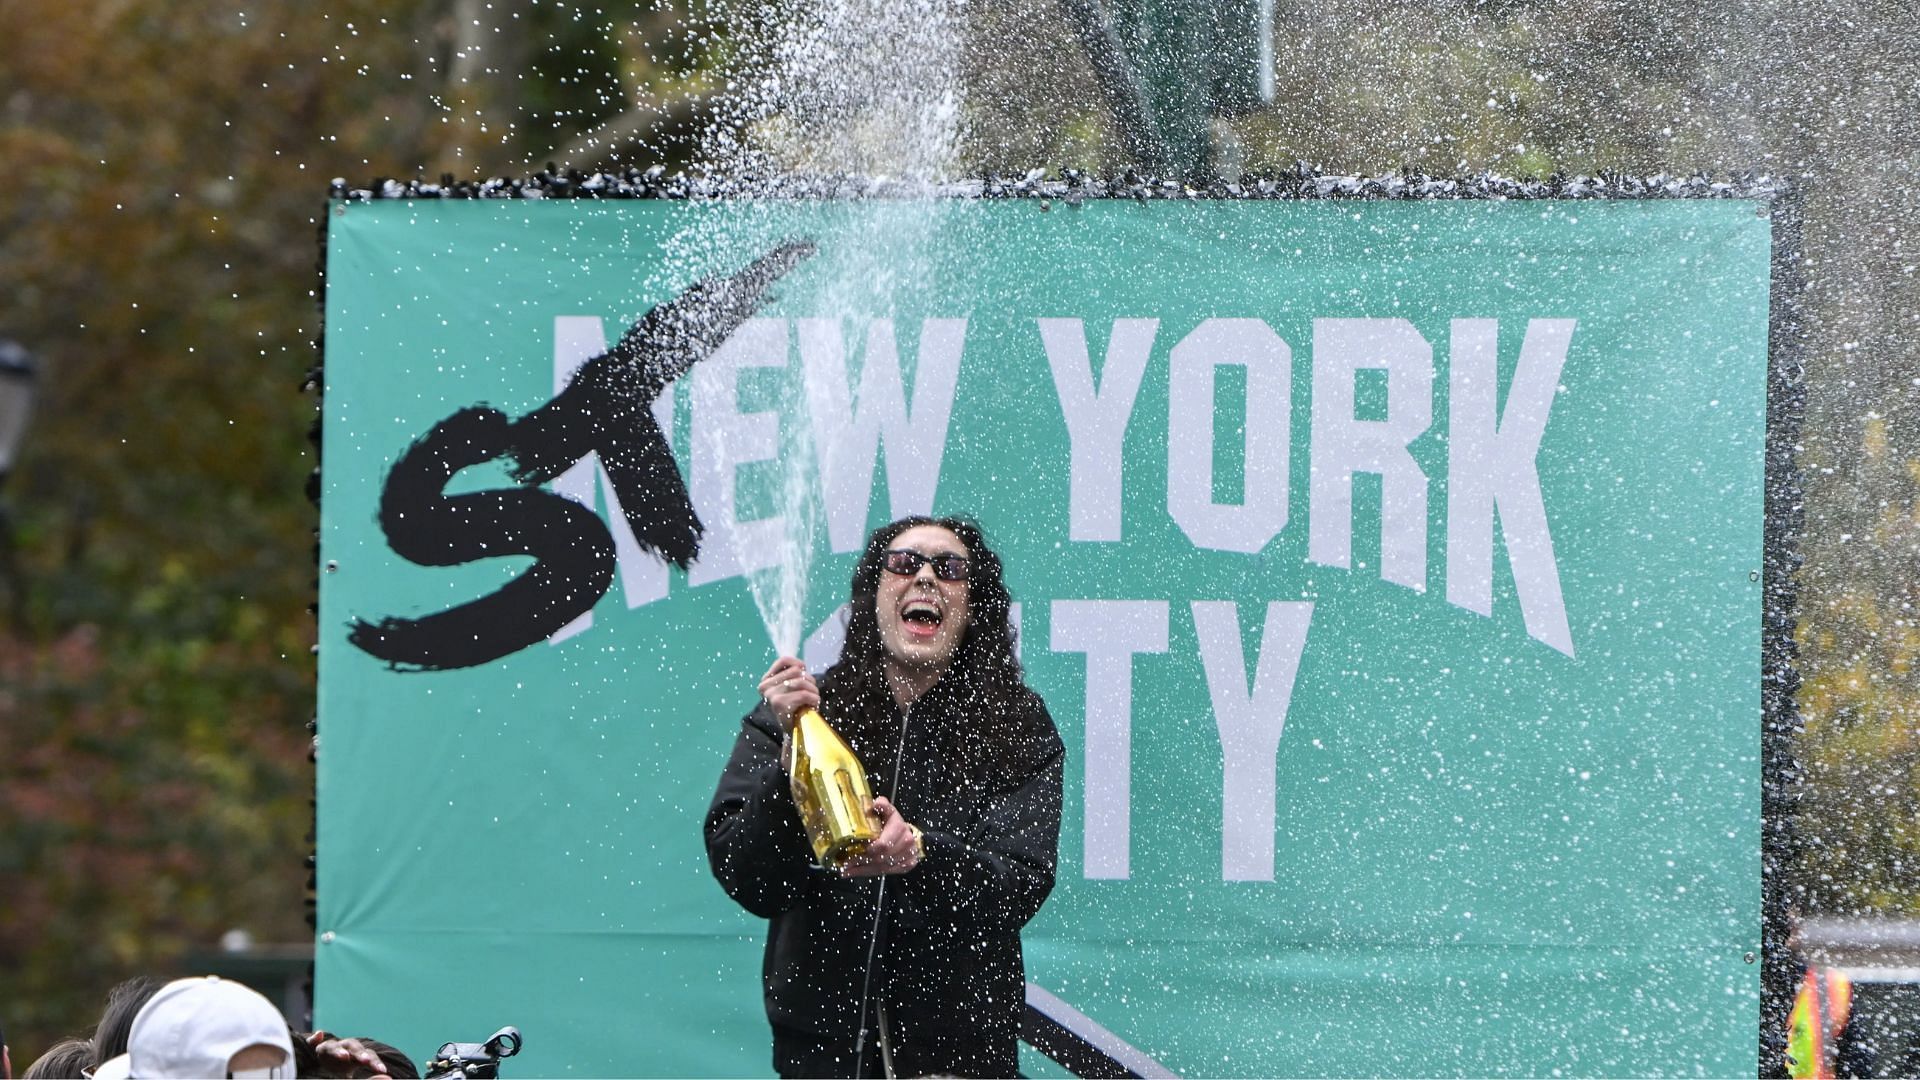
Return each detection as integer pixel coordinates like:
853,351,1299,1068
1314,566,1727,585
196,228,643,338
909,824,925,862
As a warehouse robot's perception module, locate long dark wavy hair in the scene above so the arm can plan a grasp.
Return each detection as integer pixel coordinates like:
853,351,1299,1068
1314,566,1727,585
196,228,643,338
819,516,1040,771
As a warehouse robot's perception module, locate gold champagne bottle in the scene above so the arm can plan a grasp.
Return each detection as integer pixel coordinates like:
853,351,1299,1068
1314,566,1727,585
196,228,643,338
785,706,879,868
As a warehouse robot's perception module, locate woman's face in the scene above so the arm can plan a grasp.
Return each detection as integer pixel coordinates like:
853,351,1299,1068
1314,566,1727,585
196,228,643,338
874,524,973,675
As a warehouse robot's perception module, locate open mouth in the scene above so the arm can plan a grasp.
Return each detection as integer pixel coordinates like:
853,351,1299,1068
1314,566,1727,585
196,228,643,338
899,598,944,639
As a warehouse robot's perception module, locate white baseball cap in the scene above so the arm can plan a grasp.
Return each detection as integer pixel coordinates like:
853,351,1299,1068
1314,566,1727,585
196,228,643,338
91,976,294,1079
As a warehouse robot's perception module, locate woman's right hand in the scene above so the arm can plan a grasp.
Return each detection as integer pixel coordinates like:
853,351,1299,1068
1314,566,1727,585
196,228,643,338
758,655,819,731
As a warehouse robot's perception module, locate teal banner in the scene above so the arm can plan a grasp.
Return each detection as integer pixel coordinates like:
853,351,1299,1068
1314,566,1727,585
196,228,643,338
317,197,1771,1076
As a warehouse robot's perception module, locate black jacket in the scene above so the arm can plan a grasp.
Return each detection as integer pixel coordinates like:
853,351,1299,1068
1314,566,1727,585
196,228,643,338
705,678,1064,1078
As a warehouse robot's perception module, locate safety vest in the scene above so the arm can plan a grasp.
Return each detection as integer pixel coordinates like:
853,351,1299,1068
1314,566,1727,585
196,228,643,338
1785,965,1853,1079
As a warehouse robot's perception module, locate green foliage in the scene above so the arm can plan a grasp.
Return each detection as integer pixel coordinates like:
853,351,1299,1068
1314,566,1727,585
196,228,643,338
0,0,569,1058
0,4,749,1058
1794,420,1920,916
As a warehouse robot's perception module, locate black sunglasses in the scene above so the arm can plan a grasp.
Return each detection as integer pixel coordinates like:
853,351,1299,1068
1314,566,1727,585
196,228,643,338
882,548,970,581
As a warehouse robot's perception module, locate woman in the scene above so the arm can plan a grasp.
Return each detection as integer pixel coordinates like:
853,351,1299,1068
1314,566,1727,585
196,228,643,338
706,516,1063,1078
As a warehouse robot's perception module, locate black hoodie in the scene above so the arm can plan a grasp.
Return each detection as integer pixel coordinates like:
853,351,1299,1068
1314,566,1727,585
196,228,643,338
705,679,1064,1078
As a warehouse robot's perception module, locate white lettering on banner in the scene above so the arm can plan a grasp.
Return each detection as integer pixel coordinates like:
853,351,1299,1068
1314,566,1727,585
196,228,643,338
1051,600,1169,880
548,316,675,644
798,318,967,554
1038,318,1158,542
803,603,850,673
536,312,1573,660
1308,318,1434,591
1167,319,1292,554
1192,600,1314,882
1446,319,1576,656
689,318,789,586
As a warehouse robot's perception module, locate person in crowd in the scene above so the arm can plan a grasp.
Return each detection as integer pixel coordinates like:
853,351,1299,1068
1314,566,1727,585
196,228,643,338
88,977,160,1074
295,1032,417,1079
91,976,293,1079
19,1039,92,1080
707,515,1064,1078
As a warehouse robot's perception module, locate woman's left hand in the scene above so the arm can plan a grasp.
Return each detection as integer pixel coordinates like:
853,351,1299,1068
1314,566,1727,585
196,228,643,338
840,796,922,877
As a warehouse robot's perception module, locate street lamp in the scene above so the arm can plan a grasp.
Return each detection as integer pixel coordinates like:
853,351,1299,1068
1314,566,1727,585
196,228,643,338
0,338,35,482
0,338,36,627
1057,0,1277,182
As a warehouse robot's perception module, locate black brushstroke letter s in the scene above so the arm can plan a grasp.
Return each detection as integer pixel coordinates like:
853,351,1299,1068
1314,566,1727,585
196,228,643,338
348,240,816,671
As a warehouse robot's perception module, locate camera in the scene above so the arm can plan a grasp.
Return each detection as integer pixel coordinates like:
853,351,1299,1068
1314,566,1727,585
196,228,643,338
424,1026,521,1079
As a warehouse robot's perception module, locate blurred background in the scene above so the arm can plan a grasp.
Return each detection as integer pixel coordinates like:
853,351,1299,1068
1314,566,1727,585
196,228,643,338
1,0,1915,1065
